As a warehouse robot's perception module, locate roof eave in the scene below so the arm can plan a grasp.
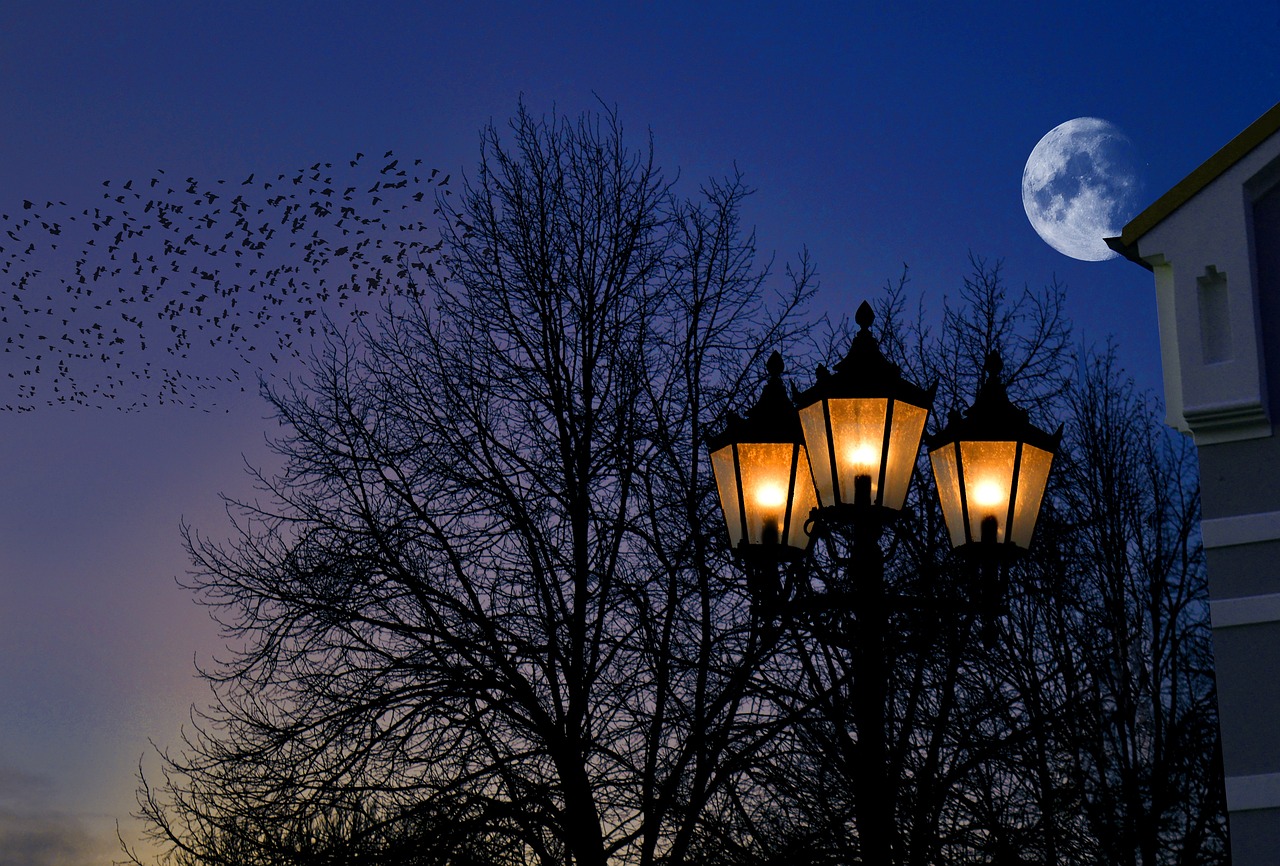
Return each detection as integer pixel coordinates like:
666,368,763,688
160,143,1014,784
1115,101,1280,262
1105,234,1150,270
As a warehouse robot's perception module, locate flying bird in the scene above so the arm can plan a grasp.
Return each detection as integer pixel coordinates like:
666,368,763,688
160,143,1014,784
0,152,447,411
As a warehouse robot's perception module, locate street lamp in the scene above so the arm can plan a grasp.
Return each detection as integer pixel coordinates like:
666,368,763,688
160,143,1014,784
928,351,1061,560
707,302,1058,866
707,350,819,562
793,301,935,520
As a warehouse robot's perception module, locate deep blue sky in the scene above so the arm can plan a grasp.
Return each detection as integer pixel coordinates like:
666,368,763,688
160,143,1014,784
0,2,1276,862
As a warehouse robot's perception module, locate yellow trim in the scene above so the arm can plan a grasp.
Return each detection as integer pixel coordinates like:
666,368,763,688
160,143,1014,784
1106,101,1280,267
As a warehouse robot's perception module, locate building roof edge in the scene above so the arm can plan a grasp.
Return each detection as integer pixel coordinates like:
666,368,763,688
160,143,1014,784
1112,101,1280,264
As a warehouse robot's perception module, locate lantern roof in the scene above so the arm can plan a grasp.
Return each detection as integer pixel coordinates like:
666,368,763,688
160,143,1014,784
793,301,936,408
928,352,1062,452
706,350,804,450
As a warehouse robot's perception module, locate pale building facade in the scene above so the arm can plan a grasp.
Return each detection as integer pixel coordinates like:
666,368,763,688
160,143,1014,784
1109,101,1280,865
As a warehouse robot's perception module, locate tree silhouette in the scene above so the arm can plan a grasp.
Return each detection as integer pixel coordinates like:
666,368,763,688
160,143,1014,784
797,265,1227,866
126,103,814,866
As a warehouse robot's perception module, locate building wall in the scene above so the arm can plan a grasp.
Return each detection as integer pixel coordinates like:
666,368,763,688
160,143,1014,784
1136,148,1280,446
1124,123,1280,865
1194,165,1280,861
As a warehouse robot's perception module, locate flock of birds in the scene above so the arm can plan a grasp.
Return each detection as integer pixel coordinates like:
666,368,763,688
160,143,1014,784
0,151,448,410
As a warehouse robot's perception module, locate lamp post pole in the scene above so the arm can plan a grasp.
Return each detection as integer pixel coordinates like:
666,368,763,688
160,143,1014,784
849,516,893,865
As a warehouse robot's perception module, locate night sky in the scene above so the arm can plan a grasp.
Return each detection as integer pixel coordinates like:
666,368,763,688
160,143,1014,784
0,2,1277,862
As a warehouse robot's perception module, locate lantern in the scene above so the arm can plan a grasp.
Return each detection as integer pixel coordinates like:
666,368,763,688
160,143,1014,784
708,351,819,560
927,352,1061,558
793,301,935,518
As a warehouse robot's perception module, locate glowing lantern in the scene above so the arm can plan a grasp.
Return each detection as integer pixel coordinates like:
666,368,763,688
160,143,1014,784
708,352,819,560
927,352,1061,557
793,301,935,517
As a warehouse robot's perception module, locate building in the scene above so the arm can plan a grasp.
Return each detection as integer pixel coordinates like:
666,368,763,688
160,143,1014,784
1108,100,1280,865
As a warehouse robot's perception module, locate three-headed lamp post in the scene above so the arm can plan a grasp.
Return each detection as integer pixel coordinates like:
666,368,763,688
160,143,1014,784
708,300,1060,865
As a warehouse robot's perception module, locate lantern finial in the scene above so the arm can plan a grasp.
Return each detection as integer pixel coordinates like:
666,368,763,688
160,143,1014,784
984,350,1003,381
747,351,796,429
835,300,897,380
855,300,875,331
766,349,784,379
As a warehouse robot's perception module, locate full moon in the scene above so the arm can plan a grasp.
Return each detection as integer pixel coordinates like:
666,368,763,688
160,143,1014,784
1022,117,1144,262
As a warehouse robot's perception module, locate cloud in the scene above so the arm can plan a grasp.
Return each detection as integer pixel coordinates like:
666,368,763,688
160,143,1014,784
0,811,107,866
0,766,51,803
0,766,122,866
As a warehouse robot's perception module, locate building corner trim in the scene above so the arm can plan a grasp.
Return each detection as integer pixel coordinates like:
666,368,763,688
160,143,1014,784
1201,510,1280,548
1226,771,1280,812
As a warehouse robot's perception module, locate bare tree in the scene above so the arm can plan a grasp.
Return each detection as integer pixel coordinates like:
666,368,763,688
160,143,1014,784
1051,346,1226,865
902,268,1223,866
906,270,1225,866
763,261,1225,866
127,103,814,866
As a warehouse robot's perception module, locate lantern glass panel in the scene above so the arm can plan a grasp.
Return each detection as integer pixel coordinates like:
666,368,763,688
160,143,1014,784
960,440,1017,543
710,445,745,547
827,398,888,505
736,441,817,549
798,401,836,506
929,444,967,548
882,401,928,510
1010,443,1053,547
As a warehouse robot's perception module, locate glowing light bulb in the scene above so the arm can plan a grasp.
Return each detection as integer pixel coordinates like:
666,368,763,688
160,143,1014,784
972,480,1005,508
849,443,878,469
755,483,787,544
756,484,786,508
